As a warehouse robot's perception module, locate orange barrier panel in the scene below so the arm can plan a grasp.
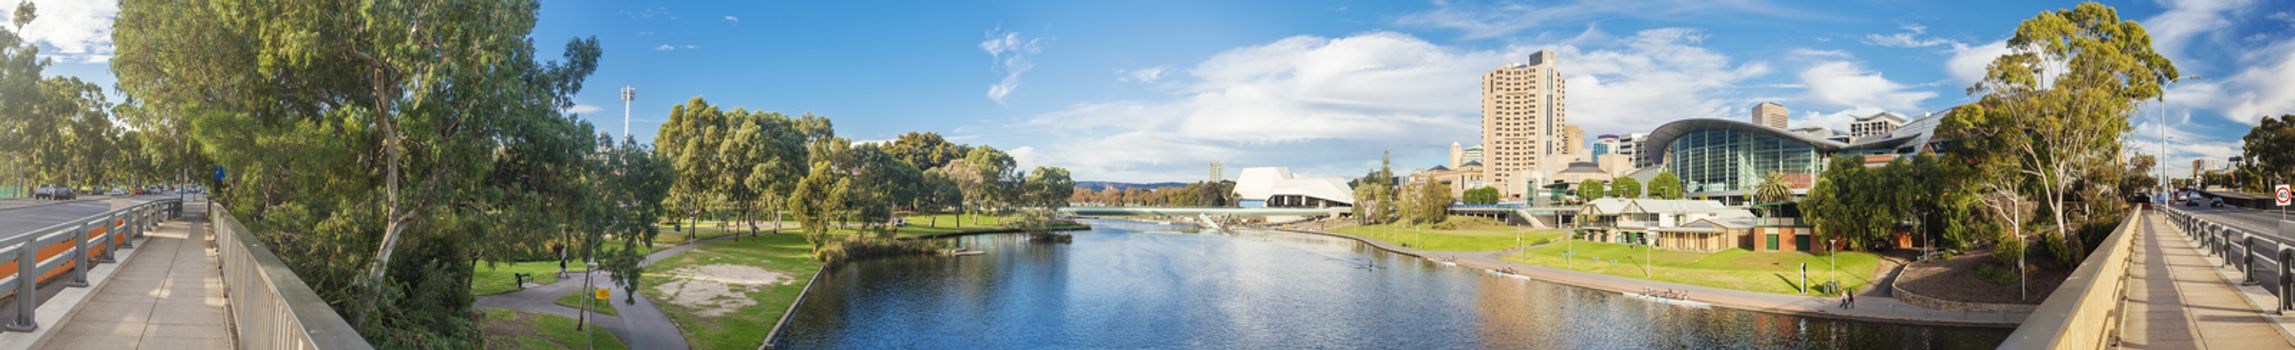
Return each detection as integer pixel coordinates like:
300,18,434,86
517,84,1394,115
0,218,125,300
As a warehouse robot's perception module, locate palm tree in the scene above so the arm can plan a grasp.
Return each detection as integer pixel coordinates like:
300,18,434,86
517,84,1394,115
1755,172,1794,220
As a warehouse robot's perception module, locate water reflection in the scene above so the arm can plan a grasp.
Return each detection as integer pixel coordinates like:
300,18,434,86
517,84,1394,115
775,219,2009,349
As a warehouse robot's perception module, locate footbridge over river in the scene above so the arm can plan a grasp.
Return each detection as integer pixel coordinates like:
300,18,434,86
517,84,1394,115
1058,206,1345,217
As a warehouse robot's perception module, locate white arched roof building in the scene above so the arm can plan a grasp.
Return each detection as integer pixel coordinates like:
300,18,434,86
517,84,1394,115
1233,167,1354,208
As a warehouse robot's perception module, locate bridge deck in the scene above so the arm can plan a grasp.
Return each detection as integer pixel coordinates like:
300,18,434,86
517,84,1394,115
2120,211,2295,349
41,201,231,350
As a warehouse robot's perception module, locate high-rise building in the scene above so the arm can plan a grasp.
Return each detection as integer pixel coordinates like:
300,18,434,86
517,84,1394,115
1616,132,1653,169
1462,145,1484,165
1561,124,1586,162
1591,134,1618,160
1850,112,1907,140
1753,102,1788,129
1481,50,1574,198
1449,142,1464,168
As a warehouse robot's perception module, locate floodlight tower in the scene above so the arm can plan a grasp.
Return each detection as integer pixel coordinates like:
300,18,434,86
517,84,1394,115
620,86,636,140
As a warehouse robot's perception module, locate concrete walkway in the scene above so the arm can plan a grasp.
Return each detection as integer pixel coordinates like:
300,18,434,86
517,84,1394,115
2119,212,2295,349
1285,228,2032,326
40,202,231,350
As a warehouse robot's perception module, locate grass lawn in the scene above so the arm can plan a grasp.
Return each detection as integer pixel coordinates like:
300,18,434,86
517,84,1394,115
555,289,621,316
472,261,588,296
1331,216,1567,252
639,232,824,350
480,309,629,350
1504,240,1881,295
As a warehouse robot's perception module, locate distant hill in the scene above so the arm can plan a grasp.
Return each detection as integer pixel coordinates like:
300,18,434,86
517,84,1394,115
1074,181,1189,191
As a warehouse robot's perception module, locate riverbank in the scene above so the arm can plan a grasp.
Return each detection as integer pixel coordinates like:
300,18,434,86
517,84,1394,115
1273,227,2028,327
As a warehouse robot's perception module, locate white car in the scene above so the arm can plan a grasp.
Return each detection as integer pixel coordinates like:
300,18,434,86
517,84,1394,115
108,188,130,196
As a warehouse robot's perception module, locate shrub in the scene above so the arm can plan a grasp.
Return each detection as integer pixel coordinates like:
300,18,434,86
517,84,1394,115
2041,231,2082,267
1975,263,2020,285
1993,235,2026,266
815,237,946,264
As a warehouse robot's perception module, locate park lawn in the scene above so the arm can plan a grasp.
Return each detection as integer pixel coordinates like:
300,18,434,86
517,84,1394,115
472,261,587,296
639,231,825,350
554,289,621,316
1504,240,1881,295
479,309,629,350
1331,217,1567,252
903,213,1015,228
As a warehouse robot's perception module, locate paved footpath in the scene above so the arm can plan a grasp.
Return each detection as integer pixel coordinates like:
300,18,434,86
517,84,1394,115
1284,228,2032,326
473,230,762,350
2119,211,2295,349
40,201,232,350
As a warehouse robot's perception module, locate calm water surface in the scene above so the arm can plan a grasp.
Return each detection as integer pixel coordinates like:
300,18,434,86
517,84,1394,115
774,220,2010,349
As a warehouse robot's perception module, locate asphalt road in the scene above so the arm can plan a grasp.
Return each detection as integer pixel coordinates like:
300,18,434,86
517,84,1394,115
2168,203,2295,300
0,195,181,239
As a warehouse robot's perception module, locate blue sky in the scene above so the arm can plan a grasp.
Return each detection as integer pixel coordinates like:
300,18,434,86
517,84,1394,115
9,0,2293,182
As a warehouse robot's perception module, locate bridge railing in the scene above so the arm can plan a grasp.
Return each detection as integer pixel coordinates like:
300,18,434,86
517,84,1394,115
2157,208,2295,314
0,198,180,332
214,205,373,349
1999,207,2143,350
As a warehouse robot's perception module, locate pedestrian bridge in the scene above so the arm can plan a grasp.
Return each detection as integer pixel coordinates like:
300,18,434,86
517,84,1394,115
1058,206,1344,217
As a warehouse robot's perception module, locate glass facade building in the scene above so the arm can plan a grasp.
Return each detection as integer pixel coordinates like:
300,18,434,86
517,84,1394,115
1663,129,1822,193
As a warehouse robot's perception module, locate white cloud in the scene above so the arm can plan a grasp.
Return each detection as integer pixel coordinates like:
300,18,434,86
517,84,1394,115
655,44,700,51
724,16,739,23
1789,48,1851,59
564,104,604,115
1945,40,2009,84
1396,0,1805,40
1861,23,1961,48
1790,107,1886,132
1798,60,1935,111
1117,65,1168,83
980,27,1045,105
1008,29,1770,182
0,0,118,63
2144,0,2251,67
2164,40,2295,125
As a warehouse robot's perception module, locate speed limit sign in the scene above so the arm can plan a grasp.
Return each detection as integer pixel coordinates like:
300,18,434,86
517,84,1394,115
2278,184,2292,206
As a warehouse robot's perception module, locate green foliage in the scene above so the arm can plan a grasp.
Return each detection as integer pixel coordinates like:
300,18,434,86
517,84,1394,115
1399,181,1451,224
113,0,623,345
1648,172,1684,199
1462,186,1503,204
1975,263,2020,285
1948,1,2176,261
1351,151,1401,224
1754,172,1792,205
1994,235,2027,266
789,162,845,253
1804,156,1905,249
1575,181,1605,201
2245,115,2295,183
1611,176,1642,199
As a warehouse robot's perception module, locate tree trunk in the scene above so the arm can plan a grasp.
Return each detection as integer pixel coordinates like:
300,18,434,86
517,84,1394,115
357,75,406,328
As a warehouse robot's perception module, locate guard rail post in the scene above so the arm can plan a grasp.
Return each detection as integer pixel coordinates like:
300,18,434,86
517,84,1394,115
99,214,119,264
121,208,138,249
2282,247,2294,315
5,232,32,332
2246,235,2260,285
68,221,90,288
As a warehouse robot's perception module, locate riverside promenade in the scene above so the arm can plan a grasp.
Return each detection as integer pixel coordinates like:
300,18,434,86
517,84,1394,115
1278,227,2031,326
2119,211,2295,349
38,200,232,349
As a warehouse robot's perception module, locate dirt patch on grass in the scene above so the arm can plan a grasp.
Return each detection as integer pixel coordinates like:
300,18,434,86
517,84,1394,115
1896,250,2070,304
650,264,792,317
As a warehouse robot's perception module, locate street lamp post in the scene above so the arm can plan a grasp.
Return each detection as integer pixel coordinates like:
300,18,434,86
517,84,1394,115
582,260,599,350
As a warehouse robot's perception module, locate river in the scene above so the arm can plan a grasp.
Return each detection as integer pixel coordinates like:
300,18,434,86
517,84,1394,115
773,220,2011,349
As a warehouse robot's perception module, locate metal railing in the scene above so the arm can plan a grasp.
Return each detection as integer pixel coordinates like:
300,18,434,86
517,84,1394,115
2159,208,2295,314
0,198,180,331
1999,207,2144,350
214,206,373,349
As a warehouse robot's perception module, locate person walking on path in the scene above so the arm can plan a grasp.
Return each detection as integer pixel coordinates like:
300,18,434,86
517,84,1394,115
1847,288,1856,309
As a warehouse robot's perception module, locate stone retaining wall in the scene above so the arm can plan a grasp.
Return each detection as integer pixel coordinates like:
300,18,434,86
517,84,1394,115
1890,269,2039,313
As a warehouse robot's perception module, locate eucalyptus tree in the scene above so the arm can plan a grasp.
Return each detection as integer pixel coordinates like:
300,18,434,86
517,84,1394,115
657,98,730,239
917,167,965,226
719,110,807,238
1948,2,2177,252
591,135,672,304
112,0,606,344
1022,166,1075,209
961,146,1017,224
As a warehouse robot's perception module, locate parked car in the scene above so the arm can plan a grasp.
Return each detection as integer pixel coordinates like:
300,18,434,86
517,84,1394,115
33,185,74,200
108,188,130,196
2210,198,2225,208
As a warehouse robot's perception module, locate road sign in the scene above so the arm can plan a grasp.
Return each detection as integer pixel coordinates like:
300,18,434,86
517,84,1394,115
2277,185,2291,206
594,287,609,300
